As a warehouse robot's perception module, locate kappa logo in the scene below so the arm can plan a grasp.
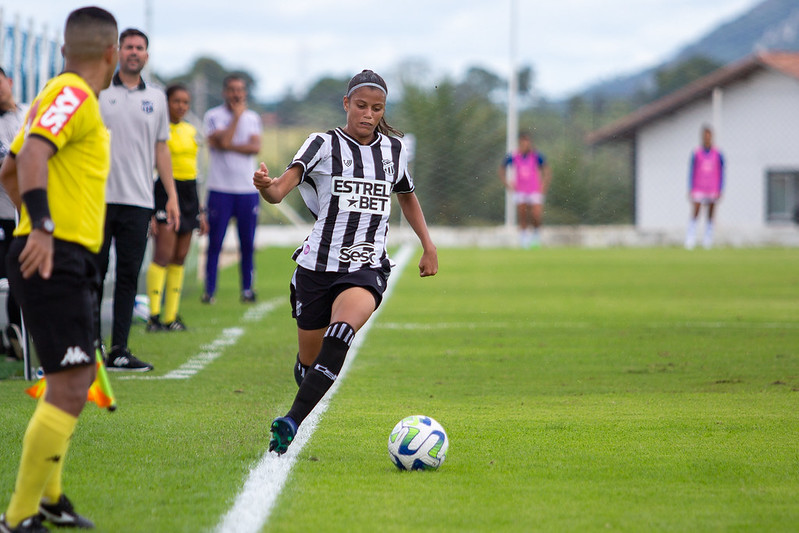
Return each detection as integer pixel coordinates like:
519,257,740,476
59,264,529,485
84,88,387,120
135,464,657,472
382,158,395,177
36,85,89,136
142,100,155,113
60,346,91,367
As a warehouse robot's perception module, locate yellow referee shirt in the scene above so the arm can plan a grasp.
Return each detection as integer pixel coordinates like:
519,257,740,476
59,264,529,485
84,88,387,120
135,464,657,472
10,72,110,253
168,120,198,181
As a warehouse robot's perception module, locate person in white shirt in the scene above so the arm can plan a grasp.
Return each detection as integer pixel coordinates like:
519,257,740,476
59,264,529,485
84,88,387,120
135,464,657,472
202,75,262,304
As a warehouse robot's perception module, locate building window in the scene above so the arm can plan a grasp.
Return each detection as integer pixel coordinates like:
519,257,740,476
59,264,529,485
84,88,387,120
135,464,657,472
766,170,799,222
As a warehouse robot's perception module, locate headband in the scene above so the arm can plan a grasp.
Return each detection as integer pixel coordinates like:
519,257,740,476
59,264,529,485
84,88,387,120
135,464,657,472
346,82,387,98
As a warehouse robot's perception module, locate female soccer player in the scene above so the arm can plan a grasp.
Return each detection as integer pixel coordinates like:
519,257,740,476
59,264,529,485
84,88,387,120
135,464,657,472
145,85,206,331
253,70,438,454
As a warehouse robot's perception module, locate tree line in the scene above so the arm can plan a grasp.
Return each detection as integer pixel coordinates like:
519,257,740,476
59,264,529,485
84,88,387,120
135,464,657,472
162,55,721,226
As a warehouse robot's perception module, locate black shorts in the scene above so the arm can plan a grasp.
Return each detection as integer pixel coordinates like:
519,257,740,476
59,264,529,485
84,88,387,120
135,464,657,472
290,265,390,330
7,238,99,374
154,177,201,234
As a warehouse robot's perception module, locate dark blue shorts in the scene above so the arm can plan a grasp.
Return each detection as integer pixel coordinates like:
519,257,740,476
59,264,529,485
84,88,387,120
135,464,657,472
290,265,390,330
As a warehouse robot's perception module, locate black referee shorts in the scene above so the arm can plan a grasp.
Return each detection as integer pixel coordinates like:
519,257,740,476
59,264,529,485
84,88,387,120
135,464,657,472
290,265,390,330
7,238,99,374
154,177,201,235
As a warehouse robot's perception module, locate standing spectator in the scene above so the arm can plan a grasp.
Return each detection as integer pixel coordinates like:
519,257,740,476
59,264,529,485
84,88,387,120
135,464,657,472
145,85,207,332
499,132,552,249
0,66,25,361
0,8,118,531
202,75,262,304
98,28,180,371
685,125,724,249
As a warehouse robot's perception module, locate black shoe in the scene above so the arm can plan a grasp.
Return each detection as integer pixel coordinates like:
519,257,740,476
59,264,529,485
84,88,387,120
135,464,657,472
145,315,165,332
0,514,49,533
201,293,215,304
105,346,153,372
241,290,257,303
165,317,187,331
269,416,298,455
39,494,94,529
5,324,23,361
294,353,308,387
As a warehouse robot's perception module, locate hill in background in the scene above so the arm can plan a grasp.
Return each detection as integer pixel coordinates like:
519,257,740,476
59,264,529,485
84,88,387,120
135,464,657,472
581,0,799,100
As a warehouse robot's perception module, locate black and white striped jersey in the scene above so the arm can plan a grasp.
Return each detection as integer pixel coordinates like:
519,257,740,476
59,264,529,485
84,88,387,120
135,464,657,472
290,127,414,273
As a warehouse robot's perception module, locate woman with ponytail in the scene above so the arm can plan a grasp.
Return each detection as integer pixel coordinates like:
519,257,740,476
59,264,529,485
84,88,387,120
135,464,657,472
253,69,438,455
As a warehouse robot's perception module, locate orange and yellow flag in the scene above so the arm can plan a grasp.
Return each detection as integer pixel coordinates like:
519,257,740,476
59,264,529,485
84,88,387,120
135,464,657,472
25,349,117,411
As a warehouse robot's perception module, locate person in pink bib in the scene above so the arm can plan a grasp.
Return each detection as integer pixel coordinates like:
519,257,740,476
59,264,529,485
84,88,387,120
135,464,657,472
499,132,552,248
685,125,724,249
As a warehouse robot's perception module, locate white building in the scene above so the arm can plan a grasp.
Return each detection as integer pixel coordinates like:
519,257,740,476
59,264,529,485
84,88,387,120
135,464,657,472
588,52,799,246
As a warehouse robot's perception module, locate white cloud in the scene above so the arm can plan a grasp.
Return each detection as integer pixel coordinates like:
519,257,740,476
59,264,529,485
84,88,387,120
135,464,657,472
2,0,763,101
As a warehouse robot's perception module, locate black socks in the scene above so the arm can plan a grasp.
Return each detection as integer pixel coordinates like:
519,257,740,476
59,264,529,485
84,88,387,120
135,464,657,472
286,322,355,426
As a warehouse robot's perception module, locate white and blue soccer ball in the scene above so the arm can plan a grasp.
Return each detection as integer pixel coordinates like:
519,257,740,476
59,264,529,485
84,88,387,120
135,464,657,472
133,294,150,322
388,415,449,471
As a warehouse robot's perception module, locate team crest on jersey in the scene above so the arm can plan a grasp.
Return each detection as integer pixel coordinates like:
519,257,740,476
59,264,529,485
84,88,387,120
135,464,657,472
35,85,88,136
343,159,353,167
382,158,395,177
339,242,376,264
142,100,155,113
332,176,391,215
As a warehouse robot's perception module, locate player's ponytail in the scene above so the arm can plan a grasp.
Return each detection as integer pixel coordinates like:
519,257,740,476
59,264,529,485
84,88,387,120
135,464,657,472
346,70,404,138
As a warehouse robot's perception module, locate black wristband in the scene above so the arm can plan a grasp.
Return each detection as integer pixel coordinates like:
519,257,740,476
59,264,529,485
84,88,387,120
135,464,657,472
22,188,51,224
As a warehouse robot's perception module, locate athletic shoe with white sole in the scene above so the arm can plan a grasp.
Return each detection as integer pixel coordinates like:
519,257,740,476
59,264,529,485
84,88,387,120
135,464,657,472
145,315,165,332
6,324,24,361
165,317,187,331
269,416,297,455
39,494,94,529
105,346,153,372
0,513,48,533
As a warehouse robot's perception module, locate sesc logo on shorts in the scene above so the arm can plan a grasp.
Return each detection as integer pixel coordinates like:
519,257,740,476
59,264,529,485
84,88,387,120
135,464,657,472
36,85,89,136
333,176,391,215
339,242,376,264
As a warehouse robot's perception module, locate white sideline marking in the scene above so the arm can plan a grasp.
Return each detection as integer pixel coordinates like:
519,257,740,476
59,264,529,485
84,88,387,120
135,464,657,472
215,243,416,533
378,321,799,331
119,298,282,381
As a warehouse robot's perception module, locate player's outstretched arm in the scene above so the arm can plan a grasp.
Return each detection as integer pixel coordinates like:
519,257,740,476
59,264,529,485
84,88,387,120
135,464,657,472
253,162,302,204
397,192,438,277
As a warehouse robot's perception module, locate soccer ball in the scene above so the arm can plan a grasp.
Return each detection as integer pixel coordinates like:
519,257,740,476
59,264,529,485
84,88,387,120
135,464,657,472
388,415,448,471
132,294,150,322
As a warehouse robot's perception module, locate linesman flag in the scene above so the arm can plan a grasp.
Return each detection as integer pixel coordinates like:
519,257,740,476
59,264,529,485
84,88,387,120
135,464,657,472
25,349,117,411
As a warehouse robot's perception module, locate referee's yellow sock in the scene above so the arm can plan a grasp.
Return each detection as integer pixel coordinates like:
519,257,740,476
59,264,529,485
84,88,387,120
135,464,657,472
162,264,185,324
5,401,77,527
146,263,167,317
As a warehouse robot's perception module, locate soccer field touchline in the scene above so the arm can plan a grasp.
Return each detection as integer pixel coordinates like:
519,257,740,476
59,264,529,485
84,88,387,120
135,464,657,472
118,298,284,381
214,243,415,533
377,321,799,330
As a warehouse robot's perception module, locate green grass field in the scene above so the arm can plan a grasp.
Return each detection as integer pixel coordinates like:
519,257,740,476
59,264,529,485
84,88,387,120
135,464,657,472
1,245,799,532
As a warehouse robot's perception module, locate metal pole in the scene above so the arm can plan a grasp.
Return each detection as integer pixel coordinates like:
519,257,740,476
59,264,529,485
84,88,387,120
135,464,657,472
505,0,519,229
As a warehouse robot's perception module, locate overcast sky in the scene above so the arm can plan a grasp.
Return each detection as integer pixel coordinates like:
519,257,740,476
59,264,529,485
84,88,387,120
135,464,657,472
3,0,762,101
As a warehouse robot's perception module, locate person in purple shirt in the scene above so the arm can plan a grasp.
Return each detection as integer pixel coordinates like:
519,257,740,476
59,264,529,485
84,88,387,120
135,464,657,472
685,125,724,249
